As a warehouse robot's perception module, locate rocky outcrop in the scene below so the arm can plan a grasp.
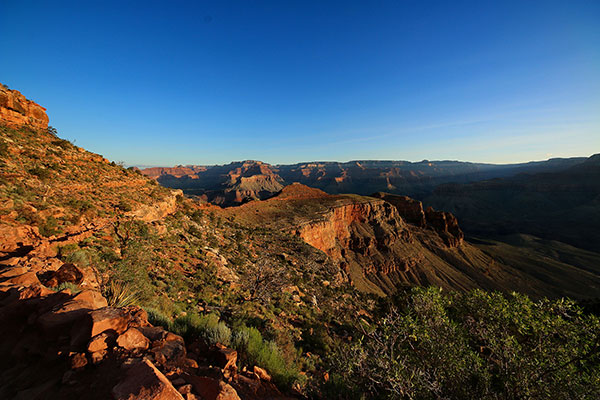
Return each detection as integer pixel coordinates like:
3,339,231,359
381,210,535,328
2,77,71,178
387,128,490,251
0,84,49,130
143,161,284,207
424,206,464,247
372,193,426,226
372,193,464,247
291,200,410,261
227,185,499,295
0,257,289,399
127,189,183,222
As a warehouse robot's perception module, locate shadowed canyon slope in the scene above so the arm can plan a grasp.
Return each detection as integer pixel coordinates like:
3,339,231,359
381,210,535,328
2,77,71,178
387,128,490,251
142,157,588,207
423,154,600,252
222,184,600,298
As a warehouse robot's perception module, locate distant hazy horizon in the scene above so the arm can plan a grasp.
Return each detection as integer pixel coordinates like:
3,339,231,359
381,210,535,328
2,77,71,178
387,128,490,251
1,1,598,165
131,153,598,170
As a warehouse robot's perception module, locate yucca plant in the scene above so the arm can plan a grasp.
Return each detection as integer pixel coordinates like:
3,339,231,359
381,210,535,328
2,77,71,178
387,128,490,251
103,280,140,307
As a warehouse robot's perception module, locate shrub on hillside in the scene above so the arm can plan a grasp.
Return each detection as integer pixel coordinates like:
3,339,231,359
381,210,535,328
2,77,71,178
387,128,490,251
232,325,302,389
28,166,51,181
322,287,600,399
39,216,61,237
0,140,8,157
172,312,232,345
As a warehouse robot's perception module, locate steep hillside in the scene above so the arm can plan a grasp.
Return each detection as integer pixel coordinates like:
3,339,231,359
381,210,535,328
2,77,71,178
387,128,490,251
0,89,373,398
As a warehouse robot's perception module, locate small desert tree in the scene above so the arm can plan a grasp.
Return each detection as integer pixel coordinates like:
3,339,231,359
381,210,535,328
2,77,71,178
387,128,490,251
243,258,287,304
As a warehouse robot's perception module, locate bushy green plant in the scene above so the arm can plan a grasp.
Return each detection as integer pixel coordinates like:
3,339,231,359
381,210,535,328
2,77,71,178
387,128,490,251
232,325,302,389
65,249,93,267
117,199,133,212
39,216,61,237
28,166,51,181
172,312,232,345
51,282,82,294
0,140,8,157
323,287,600,399
146,307,173,330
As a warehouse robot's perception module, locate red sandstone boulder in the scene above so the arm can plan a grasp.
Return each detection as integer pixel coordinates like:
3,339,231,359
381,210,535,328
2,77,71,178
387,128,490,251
37,298,93,335
151,332,187,366
43,263,84,288
0,266,29,279
0,271,40,287
88,331,115,353
70,352,88,370
125,305,151,328
89,307,132,337
138,325,169,342
184,375,240,400
253,365,271,382
209,343,237,371
72,289,108,310
112,359,184,400
117,327,150,352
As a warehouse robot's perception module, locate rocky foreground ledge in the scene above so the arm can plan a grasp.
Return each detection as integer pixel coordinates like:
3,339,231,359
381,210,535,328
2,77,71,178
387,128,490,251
0,259,290,399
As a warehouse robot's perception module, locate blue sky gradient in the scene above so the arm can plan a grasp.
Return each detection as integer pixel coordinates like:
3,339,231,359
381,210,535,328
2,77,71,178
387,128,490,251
1,0,599,165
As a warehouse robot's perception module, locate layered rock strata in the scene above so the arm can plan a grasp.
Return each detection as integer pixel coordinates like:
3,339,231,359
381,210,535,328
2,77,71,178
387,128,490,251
0,84,49,130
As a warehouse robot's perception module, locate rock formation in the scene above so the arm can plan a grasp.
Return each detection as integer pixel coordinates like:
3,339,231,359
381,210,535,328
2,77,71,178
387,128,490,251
142,157,589,204
225,184,515,295
0,83,49,130
0,240,289,399
372,192,464,247
143,161,284,207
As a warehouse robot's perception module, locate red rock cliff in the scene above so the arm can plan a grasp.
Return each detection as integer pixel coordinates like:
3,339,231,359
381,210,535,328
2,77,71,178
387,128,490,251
291,199,410,261
0,84,49,130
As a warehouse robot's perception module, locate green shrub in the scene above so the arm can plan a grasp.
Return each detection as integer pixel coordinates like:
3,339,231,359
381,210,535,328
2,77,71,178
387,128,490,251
324,287,600,399
57,243,80,259
0,141,8,157
65,249,92,267
39,216,61,237
172,312,232,345
232,325,302,389
47,126,58,136
28,166,51,181
146,307,173,330
51,282,82,294
67,198,94,213
117,199,133,212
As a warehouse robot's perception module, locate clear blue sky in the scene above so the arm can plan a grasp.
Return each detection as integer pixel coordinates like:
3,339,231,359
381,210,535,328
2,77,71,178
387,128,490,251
1,0,599,165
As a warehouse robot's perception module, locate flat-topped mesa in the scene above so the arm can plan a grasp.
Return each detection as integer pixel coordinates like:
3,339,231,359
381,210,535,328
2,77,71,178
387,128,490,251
372,192,464,247
0,84,49,130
